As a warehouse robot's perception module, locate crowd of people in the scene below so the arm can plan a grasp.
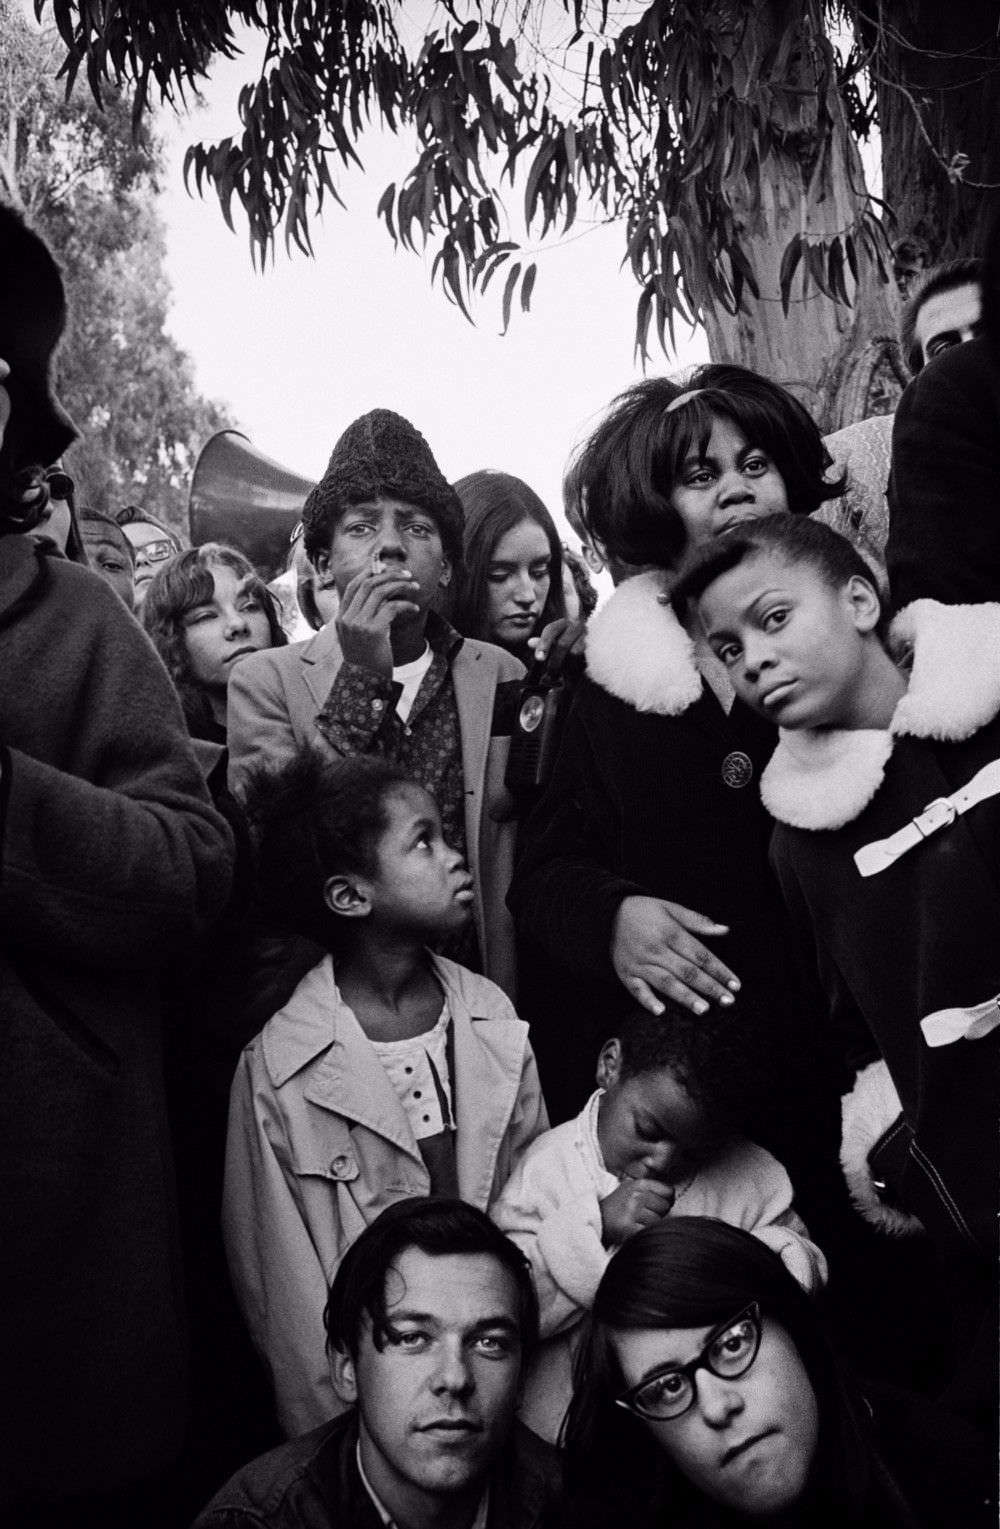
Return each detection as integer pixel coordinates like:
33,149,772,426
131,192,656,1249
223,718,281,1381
1,202,997,1529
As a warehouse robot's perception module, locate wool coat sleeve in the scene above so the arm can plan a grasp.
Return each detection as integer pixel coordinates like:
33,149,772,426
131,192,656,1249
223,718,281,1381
226,647,304,798
0,560,232,965
887,337,1000,610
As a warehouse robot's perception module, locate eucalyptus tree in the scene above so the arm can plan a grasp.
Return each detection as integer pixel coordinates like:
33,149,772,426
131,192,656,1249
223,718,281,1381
36,0,1000,425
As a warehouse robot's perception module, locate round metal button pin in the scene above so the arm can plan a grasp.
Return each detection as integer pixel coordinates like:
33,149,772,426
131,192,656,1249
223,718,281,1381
721,750,753,789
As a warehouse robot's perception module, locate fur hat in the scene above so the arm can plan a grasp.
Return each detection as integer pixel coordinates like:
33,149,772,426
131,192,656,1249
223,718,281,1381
302,409,464,566
0,204,78,478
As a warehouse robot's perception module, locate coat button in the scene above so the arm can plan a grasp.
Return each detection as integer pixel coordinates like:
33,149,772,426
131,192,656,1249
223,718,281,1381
330,1154,351,1176
721,750,753,789
371,698,383,714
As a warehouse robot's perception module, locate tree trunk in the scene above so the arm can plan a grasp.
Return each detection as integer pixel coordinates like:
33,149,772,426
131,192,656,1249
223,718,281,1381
699,0,905,431
871,0,1000,268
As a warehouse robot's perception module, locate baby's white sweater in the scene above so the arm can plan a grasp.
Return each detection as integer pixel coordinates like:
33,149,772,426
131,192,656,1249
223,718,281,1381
492,1090,827,1441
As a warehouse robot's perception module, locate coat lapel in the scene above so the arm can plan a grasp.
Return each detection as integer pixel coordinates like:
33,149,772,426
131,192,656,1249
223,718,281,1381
452,641,490,812
265,958,424,1164
299,621,345,711
444,964,526,1210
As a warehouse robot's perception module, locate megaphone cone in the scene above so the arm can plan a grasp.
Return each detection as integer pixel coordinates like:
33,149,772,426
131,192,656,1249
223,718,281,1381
189,429,315,576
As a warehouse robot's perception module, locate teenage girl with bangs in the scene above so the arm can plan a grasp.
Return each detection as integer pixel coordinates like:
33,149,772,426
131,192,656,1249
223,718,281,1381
508,364,944,1391
143,542,287,745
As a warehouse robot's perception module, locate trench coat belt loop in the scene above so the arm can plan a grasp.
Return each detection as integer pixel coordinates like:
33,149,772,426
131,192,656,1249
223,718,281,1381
854,757,1000,878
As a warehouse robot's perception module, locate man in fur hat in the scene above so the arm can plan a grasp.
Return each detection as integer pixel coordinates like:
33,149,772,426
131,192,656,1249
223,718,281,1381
228,410,522,996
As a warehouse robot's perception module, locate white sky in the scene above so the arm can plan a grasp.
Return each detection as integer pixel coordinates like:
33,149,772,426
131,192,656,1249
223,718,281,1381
158,32,708,532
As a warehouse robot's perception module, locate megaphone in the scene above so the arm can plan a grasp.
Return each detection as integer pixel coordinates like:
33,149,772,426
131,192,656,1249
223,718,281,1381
188,429,315,577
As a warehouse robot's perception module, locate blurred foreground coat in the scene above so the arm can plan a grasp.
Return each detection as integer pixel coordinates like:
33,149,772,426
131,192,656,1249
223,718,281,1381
0,537,233,1508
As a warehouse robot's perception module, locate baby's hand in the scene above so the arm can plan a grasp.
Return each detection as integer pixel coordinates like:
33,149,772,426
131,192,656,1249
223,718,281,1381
600,1173,676,1246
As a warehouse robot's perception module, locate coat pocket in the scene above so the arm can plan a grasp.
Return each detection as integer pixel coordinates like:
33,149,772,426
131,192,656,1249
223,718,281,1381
4,953,120,1076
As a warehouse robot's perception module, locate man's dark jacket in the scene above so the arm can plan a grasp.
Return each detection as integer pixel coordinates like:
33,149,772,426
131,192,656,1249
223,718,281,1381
887,335,1000,608
192,1411,560,1529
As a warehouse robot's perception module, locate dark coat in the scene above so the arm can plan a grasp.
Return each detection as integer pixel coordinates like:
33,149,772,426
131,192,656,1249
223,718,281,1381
762,600,1000,1403
768,696,1000,1276
508,574,843,1165
0,537,234,1506
887,336,1000,609
192,1411,561,1529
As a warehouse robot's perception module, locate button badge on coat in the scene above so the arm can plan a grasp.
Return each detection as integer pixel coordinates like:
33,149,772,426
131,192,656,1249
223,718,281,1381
721,751,753,789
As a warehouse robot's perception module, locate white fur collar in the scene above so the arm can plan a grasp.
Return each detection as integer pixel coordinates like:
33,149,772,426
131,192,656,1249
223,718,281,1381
761,728,894,829
889,599,1000,740
762,599,1000,829
585,571,703,715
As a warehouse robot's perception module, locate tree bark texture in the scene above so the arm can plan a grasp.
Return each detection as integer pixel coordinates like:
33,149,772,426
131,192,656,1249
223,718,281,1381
872,0,1000,264
697,0,904,432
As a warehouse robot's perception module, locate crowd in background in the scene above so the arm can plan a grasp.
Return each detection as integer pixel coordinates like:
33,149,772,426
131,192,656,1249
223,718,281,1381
1,202,997,1529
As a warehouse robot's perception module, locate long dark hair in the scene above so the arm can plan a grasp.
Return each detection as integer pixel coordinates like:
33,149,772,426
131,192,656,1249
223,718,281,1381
562,1219,875,1529
576,365,844,571
142,542,285,738
452,470,566,648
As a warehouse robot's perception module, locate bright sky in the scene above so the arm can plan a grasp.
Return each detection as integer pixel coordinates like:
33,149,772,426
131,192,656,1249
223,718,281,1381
159,31,708,534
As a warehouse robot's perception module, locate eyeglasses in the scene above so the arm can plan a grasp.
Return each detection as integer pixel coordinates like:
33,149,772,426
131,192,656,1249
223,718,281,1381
615,1303,762,1421
133,537,177,565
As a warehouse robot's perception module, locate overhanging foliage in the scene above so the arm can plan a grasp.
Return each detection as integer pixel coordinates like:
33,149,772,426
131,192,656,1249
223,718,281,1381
34,1,998,363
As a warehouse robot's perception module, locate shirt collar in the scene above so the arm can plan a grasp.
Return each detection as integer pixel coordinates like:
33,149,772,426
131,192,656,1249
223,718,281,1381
355,1440,489,1529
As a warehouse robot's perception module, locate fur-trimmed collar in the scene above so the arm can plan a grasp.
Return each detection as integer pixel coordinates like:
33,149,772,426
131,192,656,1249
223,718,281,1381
762,598,1000,829
585,571,703,714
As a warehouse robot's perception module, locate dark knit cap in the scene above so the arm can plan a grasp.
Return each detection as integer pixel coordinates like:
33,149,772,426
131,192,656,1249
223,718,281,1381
0,204,78,474
302,409,464,566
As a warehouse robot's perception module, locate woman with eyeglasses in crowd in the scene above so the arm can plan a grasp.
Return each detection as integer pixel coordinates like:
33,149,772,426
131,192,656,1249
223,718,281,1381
115,502,185,606
561,1217,994,1529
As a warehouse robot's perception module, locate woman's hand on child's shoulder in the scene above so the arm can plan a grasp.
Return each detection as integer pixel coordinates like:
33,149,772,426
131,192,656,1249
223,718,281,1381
611,895,740,1017
600,1174,675,1247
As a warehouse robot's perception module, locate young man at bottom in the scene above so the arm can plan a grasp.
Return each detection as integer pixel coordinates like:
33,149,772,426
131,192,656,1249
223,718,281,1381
193,1199,560,1529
